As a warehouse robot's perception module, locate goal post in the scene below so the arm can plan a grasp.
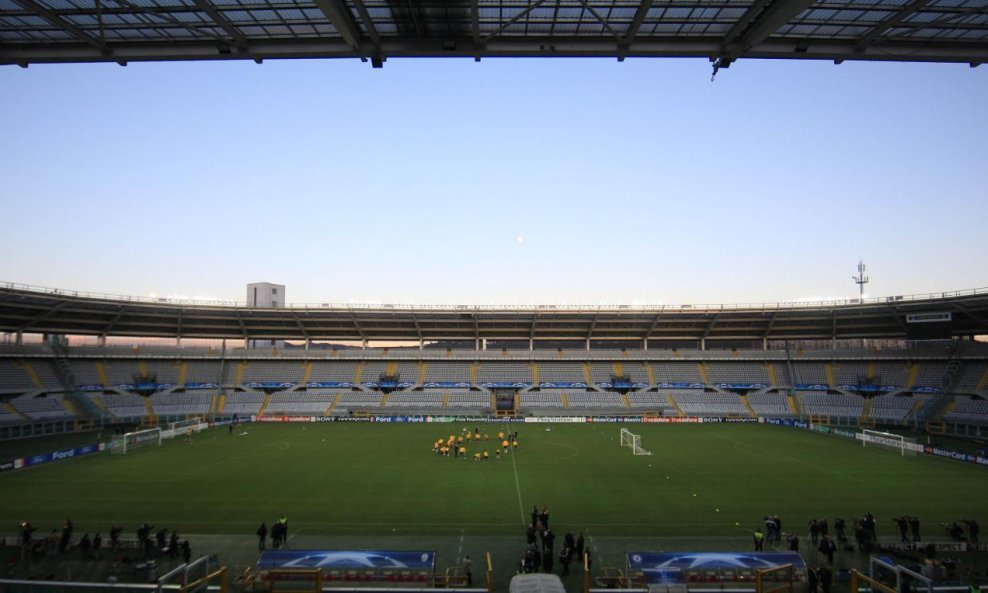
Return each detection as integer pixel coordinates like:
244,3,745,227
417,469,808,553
111,427,162,455
620,428,653,456
168,419,206,437
859,429,918,456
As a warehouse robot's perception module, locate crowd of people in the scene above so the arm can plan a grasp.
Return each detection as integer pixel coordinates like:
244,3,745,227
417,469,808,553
519,504,589,577
256,515,290,551
17,517,192,565
432,427,519,461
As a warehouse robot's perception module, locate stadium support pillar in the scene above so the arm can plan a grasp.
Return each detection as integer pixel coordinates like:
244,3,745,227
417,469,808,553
362,339,368,350
482,339,487,351
586,338,590,351
305,338,311,351
529,338,533,351
15,332,22,345
762,337,768,350
243,337,249,349
98,334,106,347
176,336,182,347
700,338,706,351
643,339,648,352
419,339,424,351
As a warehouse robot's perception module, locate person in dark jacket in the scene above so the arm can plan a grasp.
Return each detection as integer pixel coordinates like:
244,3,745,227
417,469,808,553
257,523,268,551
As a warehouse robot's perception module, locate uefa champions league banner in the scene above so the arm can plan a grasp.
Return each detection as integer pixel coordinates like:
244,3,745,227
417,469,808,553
257,550,435,570
627,552,806,584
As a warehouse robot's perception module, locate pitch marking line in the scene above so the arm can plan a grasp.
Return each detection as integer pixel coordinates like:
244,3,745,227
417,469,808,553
510,446,526,525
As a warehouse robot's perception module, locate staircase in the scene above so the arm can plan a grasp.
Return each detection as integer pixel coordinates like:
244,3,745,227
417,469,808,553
621,393,630,408
582,363,593,385
353,362,365,384
905,363,920,390
740,394,756,417
327,393,341,415
530,363,540,384
612,362,624,377
18,361,45,389
142,397,157,424
766,363,779,387
561,393,569,408
698,363,710,385
300,362,313,385
861,398,873,421
96,361,110,387
418,363,428,385
3,401,29,422
257,393,272,416
177,361,188,386
645,363,656,386
787,394,800,416
470,363,479,386
51,344,105,423
667,393,684,417
825,363,837,388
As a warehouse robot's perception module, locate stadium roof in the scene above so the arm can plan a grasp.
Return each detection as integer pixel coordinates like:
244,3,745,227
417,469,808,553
2,283,987,342
2,0,987,67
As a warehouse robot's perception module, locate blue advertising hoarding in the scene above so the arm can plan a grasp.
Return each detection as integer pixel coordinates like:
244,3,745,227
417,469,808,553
627,552,805,584
258,550,435,571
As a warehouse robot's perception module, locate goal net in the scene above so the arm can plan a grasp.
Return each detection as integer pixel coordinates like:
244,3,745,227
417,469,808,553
620,428,653,456
111,427,162,455
168,419,206,438
859,429,919,456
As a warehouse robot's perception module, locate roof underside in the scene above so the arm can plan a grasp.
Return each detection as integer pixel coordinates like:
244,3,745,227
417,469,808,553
2,0,987,67
2,286,987,342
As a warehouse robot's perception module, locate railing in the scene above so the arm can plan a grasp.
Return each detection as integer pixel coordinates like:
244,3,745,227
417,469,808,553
3,281,987,312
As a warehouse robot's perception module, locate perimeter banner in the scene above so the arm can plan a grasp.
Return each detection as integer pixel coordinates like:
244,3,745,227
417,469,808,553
627,552,806,584
257,550,435,570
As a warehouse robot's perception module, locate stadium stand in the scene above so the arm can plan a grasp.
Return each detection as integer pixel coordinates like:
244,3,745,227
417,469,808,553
476,361,531,384
650,362,703,383
423,362,471,383
264,391,336,415
746,392,794,417
943,397,988,425
797,392,865,418
0,359,40,393
332,393,384,415
705,361,771,385
9,393,74,421
564,390,626,410
150,392,212,417
671,391,749,417
221,391,266,416
868,394,928,422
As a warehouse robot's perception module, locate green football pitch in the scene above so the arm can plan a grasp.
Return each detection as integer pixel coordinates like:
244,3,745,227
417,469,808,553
1,422,986,589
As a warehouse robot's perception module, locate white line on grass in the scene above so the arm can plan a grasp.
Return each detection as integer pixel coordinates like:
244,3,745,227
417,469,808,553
287,527,302,547
456,528,465,563
510,446,526,525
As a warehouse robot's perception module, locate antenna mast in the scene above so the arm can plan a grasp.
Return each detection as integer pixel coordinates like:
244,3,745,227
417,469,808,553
852,260,869,301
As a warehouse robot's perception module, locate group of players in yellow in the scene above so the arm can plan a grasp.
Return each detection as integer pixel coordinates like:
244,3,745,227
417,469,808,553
433,427,519,461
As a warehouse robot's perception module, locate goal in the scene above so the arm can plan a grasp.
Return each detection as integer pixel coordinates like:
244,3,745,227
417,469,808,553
620,428,653,456
111,427,163,455
168,419,205,438
859,429,918,456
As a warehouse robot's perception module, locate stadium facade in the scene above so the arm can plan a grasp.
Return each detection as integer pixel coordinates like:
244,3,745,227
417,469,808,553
1,283,987,439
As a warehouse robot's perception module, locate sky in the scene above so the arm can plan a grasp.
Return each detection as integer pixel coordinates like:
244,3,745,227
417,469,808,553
1,56,986,307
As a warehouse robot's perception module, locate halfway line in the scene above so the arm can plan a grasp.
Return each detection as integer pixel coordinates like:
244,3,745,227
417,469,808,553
510,447,526,526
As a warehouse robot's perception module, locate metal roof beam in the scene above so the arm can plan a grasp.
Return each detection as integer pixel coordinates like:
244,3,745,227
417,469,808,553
619,0,653,60
483,0,548,42
720,0,817,62
575,0,622,41
190,0,249,51
855,0,933,51
12,0,109,53
312,0,365,58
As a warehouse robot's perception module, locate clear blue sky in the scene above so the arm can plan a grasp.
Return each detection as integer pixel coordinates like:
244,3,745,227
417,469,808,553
1,57,986,306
